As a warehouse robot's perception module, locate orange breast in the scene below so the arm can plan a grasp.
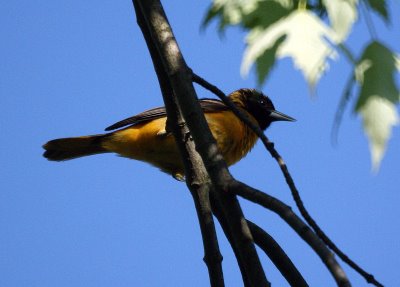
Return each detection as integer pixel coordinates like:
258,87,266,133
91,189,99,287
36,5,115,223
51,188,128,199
205,111,258,166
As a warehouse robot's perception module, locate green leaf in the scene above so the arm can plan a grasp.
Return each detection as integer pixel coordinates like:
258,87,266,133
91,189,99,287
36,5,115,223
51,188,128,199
322,0,357,42
202,4,224,30
242,10,339,89
359,96,398,170
365,0,390,23
202,0,260,31
241,0,293,30
202,0,293,32
355,41,400,170
355,42,399,109
256,35,286,86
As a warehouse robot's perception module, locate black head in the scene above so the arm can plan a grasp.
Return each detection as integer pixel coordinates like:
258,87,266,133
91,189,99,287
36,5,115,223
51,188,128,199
234,89,295,130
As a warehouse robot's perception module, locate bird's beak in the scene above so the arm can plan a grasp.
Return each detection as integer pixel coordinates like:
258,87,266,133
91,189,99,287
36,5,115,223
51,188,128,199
269,110,296,122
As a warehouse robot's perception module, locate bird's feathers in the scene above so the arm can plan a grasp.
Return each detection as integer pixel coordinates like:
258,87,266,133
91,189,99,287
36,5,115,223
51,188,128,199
105,98,228,131
43,135,109,161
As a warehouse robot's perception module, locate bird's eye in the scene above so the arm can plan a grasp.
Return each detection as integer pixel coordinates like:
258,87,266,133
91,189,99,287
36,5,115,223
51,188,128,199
259,99,265,105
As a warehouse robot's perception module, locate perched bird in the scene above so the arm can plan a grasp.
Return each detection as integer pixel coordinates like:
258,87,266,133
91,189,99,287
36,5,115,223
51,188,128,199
43,89,294,179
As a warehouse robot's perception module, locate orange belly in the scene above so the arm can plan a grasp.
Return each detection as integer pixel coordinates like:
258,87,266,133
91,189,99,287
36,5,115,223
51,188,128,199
102,111,259,177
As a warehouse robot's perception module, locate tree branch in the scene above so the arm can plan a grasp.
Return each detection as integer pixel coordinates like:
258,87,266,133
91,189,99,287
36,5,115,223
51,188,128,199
133,1,269,286
192,73,383,287
231,181,351,287
132,2,224,286
247,220,309,287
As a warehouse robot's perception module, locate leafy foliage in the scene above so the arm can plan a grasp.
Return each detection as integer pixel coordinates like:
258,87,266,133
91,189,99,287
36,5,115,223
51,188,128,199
366,0,389,22
204,0,399,170
241,9,339,88
355,41,399,169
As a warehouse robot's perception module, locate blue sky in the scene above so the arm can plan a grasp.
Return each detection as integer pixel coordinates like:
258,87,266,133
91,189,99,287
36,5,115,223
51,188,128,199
1,1,399,286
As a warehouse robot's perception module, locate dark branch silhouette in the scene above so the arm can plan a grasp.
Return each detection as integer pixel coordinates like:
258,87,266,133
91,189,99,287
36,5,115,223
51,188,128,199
133,1,269,286
192,73,383,287
231,181,350,287
132,2,224,286
247,220,309,287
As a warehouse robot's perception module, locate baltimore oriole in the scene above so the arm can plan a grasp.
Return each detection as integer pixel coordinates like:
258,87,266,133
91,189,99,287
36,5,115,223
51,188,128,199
43,89,294,179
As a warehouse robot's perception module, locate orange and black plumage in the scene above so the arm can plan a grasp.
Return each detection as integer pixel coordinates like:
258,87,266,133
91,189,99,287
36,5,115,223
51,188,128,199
43,89,294,179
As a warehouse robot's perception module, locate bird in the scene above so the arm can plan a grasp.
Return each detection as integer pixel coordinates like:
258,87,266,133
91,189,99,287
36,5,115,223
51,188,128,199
43,89,295,180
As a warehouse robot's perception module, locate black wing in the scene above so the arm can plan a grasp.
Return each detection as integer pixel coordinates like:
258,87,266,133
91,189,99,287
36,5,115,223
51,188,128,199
104,98,228,131
104,106,167,131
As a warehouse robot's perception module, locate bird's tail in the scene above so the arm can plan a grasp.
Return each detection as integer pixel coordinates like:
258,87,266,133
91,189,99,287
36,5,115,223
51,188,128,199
43,134,110,161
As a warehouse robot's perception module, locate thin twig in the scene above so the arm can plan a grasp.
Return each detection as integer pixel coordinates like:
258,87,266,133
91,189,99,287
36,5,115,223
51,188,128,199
190,184,225,286
208,192,256,287
360,0,378,40
247,220,309,287
331,73,355,146
337,43,357,65
192,73,384,287
231,181,351,287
